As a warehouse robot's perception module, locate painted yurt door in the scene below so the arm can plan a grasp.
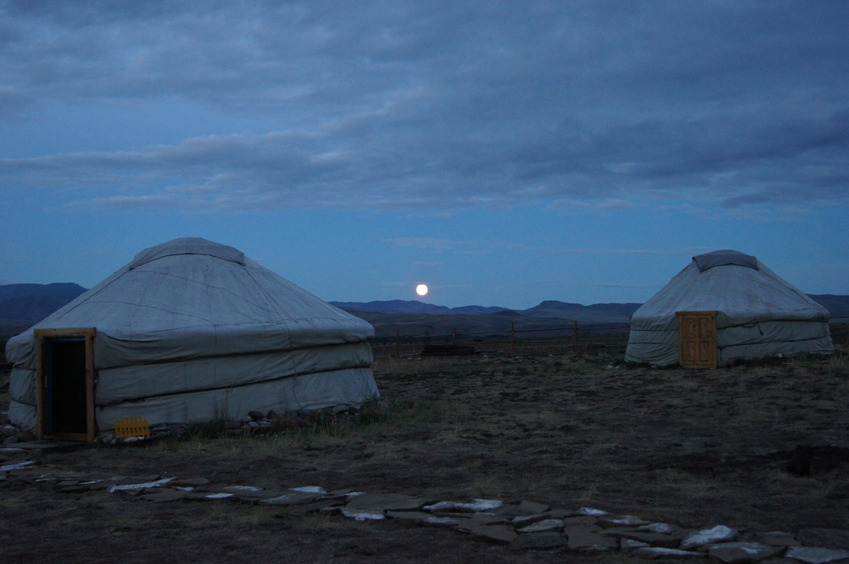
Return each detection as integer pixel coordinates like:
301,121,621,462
676,311,717,369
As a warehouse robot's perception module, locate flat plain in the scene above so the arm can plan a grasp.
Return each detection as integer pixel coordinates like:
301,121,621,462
1,336,848,563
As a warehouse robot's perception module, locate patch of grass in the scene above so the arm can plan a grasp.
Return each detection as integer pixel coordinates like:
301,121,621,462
184,418,228,440
358,398,414,425
828,352,849,378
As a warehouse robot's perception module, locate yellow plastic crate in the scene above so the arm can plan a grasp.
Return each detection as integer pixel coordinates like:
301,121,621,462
113,416,150,438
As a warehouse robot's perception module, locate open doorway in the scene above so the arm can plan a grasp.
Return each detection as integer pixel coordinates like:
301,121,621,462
35,328,96,441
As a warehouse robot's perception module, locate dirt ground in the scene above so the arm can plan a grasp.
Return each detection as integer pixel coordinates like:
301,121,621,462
1,339,848,563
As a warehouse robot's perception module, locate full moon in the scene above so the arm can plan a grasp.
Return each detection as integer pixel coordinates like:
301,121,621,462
415,283,429,296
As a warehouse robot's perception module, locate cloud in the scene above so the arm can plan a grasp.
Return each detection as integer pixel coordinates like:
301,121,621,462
1,1,848,213
547,247,713,256
385,237,495,254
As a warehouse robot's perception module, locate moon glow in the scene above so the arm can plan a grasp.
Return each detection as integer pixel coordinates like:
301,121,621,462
416,283,429,296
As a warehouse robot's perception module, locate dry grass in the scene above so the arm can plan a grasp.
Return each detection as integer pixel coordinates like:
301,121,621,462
2,345,848,561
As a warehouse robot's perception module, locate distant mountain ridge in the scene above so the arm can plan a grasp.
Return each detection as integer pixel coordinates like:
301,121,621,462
328,299,509,316
0,284,847,329
330,299,644,324
0,283,87,325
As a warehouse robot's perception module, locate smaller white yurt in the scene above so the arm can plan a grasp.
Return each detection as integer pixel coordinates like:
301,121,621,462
5,237,379,440
625,250,833,367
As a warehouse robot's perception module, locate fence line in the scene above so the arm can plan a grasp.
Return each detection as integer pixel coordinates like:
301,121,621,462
370,318,849,358
370,320,631,358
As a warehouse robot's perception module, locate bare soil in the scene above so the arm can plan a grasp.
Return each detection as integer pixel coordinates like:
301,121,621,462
1,339,848,563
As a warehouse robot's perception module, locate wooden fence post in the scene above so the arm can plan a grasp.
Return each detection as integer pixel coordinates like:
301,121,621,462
573,320,579,351
395,328,400,358
511,321,515,353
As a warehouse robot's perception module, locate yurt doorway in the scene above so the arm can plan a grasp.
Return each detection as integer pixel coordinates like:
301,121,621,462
676,311,717,369
35,328,96,441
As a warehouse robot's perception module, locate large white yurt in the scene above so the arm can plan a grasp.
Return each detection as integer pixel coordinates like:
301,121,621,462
5,237,379,440
625,250,833,367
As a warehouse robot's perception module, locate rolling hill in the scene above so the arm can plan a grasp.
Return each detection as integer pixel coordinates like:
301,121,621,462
1,284,846,345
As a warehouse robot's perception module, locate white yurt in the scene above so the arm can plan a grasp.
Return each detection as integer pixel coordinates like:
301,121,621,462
5,237,379,440
625,250,833,367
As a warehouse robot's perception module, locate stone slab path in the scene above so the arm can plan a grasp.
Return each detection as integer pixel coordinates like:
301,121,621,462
3,458,849,563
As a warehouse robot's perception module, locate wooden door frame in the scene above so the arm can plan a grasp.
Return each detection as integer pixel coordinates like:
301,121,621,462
676,311,718,369
35,327,97,442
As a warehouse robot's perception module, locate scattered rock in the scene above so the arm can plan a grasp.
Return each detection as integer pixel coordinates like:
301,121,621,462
680,525,739,550
632,546,707,559
108,476,176,493
785,546,849,564
517,518,563,533
5,460,849,561
706,541,785,563
424,499,502,512
599,514,651,528
575,506,608,516
386,511,460,528
611,530,688,549
621,538,651,552
744,531,798,547
340,507,385,521
0,460,37,472
459,522,517,544
260,491,321,506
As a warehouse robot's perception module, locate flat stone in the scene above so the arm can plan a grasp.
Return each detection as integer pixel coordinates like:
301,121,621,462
599,514,651,528
707,542,785,563
470,512,512,526
517,500,551,515
204,492,235,500
340,507,385,521
386,510,461,528
512,512,552,527
291,485,326,494
621,538,651,552
220,485,265,497
607,530,688,548
424,499,502,513
575,506,608,516
346,493,426,511
561,515,600,527
320,489,365,501
565,524,617,552
744,531,798,547
639,522,682,534
510,533,569,550
460,523,517,544
680,525,739,550
108,476,176,493
141,488,192,503
517,518,564,533
632,547,707,559
785,546,849,564
260,491,319,506
0,460,36,472
798,530,849,550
